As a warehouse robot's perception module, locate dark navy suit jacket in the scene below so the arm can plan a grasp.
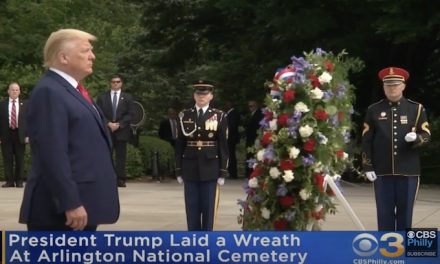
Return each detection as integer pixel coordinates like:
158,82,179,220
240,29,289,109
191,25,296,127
19,70,120,226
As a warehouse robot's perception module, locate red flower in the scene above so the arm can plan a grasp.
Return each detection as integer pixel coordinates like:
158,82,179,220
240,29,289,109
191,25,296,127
308,74,321,87
250,166,263,178
277,113,289,127
261,132,272,146
303,139,316,152
336,149,345,158
314,109,329,121
314,173,325,193
283,89,295,103
324,60,335,71
280,159,295,171
264,111,273,121
279,195,295,208
273,219,289,230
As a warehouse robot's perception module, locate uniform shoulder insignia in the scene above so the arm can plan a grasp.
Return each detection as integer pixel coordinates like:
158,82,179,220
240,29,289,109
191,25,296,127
407,99,422,105
367,99,384,109
211,108,224,113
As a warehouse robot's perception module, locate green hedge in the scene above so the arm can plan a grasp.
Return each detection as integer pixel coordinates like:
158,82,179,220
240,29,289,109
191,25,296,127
137,135,175,178
0,136,175,181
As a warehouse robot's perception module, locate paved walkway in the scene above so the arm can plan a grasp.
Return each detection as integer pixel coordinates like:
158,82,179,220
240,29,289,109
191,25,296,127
1,179,439,231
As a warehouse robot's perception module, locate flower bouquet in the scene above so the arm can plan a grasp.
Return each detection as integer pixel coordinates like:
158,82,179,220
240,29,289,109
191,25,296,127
238,48,362,230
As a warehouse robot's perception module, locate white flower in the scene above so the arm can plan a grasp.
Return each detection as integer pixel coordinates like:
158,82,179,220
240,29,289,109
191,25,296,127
312,162,324,173
314,204,324,213
282,170,294,182
310,87,324,99
248,177,259,188
269,119,278,131
269,167,281,179
299,189,311,200
294,102,310,113
318,71,332,84
256,149,265,161
299,125,314,138
261,207,271,219
289,146,300,159
343,152,349,159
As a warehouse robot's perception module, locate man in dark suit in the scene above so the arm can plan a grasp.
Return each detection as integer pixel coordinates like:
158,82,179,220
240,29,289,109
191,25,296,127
244,100,263,178
0,82,28,188
19,29,119,231
158,107,178,147
175,80,229,231
362,67,430,231
96,74,134,187
225,101,241,179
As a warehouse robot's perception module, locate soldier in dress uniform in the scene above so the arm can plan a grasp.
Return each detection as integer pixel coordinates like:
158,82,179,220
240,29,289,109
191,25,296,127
362,67,431,231
175,80,229,231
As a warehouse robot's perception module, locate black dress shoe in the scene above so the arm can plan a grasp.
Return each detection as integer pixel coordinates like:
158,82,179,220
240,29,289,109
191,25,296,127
2,182,15,188
15,182,23,188
117,181,126,187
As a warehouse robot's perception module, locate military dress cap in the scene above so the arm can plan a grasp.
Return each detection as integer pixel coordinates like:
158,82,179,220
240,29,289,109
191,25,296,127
193,80,214,94
378,67,410,85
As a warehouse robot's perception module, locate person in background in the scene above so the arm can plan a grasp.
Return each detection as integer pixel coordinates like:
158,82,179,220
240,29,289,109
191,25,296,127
175,80,229,231
225,101,241,179
362,67,430,231
158,107,178,147
244,100,263,178
96,74,134,188
19,29,119,231
0,82,28,188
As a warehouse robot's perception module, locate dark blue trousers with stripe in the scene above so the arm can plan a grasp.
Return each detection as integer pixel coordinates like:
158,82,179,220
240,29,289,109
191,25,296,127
184,180,217,231
374,176,419,231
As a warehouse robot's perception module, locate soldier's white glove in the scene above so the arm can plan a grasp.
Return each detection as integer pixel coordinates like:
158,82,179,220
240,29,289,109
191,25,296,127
177,176,183,184
217,178,225,186
365,171,377,182
405,132,417,142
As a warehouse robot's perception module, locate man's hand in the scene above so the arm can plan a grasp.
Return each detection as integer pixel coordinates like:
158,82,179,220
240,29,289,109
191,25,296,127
217,178,225,186
65,206,88,230
405,132,417,142
177,176,183,184
365,171,377,182
107,122,120,132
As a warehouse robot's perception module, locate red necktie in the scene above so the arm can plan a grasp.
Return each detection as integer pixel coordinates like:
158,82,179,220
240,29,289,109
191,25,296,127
77,83,93,104
10,99,17,129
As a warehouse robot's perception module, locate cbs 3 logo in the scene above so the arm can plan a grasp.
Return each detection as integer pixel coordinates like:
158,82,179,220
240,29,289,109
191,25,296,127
352,233,404,257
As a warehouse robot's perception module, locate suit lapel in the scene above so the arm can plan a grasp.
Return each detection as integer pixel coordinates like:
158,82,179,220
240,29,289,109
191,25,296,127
47,71,113,150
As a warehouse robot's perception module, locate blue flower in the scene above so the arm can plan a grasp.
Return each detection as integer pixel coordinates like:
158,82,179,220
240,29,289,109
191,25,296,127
276,184,288,197
252,194,264,203
323,90,334,100
246,158,257,169
264,145,276,161
285,210,296,221
336,84,347,98
302,154,315,166
315,48,327,56
290,56,310,72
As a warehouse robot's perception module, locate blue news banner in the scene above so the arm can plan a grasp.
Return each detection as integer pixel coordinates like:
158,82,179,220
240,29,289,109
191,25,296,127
1,230,438,264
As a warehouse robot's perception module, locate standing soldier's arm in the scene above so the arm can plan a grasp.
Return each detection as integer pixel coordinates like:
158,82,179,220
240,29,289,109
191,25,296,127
361,108,374,173
411,104,431,148
218,111,229,178
175,112,185,179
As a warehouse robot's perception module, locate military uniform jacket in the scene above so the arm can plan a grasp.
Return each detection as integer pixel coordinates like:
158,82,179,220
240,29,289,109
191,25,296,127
362,97,430,176
175,106,229,181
